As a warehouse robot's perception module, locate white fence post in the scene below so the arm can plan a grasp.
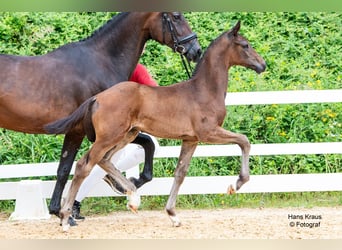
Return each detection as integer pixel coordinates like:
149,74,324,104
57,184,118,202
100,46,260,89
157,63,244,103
9,180,50,220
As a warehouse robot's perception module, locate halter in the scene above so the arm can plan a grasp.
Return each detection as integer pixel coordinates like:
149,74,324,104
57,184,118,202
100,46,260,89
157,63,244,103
162,12,198,78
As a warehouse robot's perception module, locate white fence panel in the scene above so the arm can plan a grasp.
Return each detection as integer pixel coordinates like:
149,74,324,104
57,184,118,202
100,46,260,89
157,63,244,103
156,142,342,158
2,173,342,200
225,89,342,105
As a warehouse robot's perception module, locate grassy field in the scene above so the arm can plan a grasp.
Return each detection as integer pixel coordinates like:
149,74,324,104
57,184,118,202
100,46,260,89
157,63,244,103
0,12,341,215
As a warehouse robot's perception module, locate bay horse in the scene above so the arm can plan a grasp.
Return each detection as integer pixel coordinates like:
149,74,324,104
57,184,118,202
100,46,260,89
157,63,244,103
45,21,266,230
0,12,201,219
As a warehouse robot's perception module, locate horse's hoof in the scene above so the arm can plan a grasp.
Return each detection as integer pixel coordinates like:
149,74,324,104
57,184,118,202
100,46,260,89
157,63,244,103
227,184,236,195
68,216,78,226
127,192,141,213
49,208,61,217
62,224,70,232
169,215,182,227
127,204,139,214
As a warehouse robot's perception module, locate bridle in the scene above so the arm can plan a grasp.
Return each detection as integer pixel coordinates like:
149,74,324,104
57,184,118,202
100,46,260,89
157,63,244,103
162,12,198,78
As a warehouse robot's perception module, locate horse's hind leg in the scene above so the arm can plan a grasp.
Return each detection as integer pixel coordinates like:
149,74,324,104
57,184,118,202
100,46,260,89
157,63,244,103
99,156,140,213
49,132,84,217
129,133,156,188
59,151,94,231
100,129,141,211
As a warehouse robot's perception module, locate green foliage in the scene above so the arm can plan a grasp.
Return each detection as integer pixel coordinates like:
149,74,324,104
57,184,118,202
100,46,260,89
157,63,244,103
0,12,341,213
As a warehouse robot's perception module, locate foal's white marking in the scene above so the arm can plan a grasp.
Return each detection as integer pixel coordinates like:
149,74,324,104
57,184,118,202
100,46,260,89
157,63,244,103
127,191,141,213
169,215,181,227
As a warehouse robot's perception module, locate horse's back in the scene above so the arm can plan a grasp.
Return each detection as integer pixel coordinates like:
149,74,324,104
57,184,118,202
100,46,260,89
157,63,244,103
0,49,94,132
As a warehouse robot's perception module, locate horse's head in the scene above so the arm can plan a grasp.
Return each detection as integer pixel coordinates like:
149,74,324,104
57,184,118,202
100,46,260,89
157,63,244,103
226,21,266,74
148,12,202,63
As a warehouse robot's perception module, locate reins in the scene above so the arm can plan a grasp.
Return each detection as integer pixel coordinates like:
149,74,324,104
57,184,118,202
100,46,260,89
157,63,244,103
162,13,197,78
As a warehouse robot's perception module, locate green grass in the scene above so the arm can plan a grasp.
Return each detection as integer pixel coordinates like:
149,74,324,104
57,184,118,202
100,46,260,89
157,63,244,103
2,191,341,217
57,191,342,217
0,12,341,214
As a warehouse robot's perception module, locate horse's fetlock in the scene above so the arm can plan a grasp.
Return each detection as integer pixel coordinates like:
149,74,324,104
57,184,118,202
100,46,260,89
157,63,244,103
236,174,250,190
141,173,153,182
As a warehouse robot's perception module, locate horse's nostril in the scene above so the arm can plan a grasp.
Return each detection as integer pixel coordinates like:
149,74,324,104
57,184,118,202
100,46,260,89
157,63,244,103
194,49,202,62
198,49,202,56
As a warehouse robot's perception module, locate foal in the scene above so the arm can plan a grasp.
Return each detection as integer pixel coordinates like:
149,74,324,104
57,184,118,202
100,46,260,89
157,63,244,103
45,21,266,230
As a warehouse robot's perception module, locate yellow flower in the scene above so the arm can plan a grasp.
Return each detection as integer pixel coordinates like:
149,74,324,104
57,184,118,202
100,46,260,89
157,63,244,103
266,116,275,121
328,112,337,118
310,70,317,78
253,115,260,121
278,131,287,137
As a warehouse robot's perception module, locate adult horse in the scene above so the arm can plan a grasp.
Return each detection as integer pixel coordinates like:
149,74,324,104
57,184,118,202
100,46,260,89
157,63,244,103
45,21,266,230
0,12,201,218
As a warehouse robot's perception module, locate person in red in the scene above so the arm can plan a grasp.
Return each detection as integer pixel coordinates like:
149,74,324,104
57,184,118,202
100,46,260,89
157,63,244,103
71,64,159,222
130,63,158,86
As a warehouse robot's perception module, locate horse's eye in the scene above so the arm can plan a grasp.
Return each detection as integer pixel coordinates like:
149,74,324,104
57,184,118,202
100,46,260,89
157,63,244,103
173,13,181,20
242,43,249,49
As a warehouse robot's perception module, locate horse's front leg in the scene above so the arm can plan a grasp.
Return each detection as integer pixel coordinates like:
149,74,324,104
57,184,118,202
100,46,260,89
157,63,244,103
166,140,198,227
204,126,250,191
49,132,84,217
129,133,156,188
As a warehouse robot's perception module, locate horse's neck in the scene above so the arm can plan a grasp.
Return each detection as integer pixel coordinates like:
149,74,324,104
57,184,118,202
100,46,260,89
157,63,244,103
193,46,230,97
85,13,149,75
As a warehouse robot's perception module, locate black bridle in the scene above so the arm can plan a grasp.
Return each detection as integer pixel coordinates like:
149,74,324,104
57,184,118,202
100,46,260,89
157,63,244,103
162,12,198,78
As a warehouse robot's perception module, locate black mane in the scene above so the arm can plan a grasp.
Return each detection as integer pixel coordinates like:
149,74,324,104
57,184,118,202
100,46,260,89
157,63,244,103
81,12,130,42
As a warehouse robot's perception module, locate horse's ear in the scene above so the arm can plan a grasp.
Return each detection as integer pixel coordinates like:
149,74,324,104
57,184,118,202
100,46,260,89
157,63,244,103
228,21,241,38
232,21,241,36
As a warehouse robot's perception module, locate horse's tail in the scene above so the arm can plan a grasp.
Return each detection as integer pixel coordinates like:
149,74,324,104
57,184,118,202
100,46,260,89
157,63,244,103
44,97,96,138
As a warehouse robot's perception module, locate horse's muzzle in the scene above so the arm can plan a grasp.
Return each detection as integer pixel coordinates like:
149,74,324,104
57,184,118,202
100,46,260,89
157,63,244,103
256,61,267,74
185,45,202,63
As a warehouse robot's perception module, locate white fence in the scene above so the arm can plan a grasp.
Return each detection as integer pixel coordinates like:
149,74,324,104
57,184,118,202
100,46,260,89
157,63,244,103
1,89,342,201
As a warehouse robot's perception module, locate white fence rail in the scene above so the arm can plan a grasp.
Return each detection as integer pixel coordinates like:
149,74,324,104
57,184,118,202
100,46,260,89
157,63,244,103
1,90,341,201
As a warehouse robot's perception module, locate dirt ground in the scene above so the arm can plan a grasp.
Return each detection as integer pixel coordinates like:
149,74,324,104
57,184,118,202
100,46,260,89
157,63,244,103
0,207,341,239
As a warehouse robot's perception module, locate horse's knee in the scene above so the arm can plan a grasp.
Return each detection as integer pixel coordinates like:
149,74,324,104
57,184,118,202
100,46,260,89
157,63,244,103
238,134,250,150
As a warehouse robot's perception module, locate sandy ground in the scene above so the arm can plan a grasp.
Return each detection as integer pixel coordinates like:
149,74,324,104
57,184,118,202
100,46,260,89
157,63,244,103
0,207,341,239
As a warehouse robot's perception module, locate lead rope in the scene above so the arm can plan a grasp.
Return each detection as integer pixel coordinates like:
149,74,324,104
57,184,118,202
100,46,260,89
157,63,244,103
180,54,192,79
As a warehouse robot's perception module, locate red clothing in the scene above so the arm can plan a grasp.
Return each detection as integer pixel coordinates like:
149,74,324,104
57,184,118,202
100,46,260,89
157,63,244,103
129,64,158,87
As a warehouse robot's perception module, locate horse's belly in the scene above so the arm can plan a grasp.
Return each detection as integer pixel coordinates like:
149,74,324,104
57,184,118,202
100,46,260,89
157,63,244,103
0,112,46,133
0,102,73,134
140,120,196,140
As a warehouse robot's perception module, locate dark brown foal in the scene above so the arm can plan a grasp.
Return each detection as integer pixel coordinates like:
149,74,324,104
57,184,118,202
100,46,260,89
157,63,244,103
45,21,266,230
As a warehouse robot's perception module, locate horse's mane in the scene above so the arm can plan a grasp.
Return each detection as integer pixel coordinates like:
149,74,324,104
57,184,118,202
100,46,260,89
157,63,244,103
80,12,130,42
191,31,228,77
